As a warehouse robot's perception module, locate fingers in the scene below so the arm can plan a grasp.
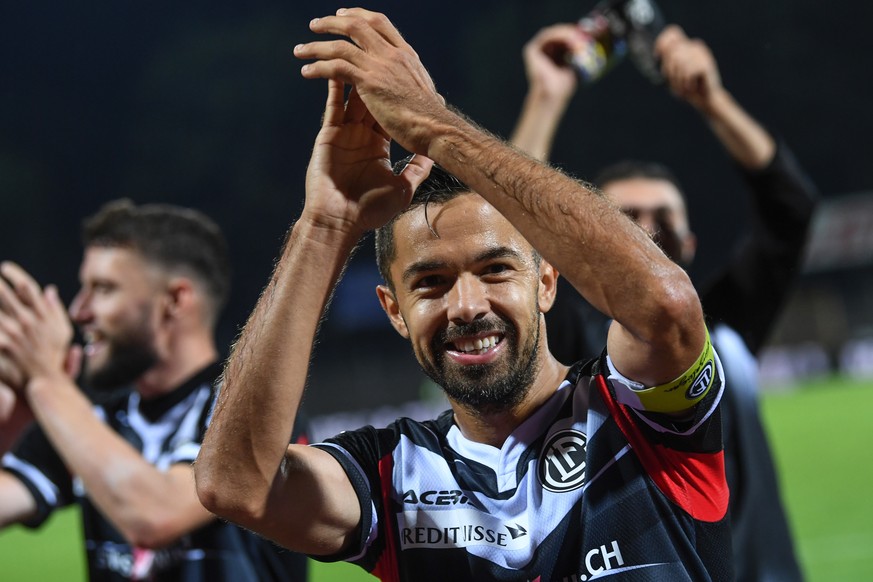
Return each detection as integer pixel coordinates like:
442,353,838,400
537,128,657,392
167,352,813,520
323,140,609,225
295,38,362,67
315,9,407,49
0,352,24,392
64,344,83,379
0,382,15,421
344,86,369,124
296,9,410,82
322,79,346,127
297,10,405,68
0,263,42,310
654,24,687,59
0,262,41,317
395,154,435,204
529,23,590,57
655,26,719,100
0,310,24,358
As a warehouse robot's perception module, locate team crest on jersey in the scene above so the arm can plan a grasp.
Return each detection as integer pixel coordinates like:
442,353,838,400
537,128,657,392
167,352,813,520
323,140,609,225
686,361,713,400
538,429,587,492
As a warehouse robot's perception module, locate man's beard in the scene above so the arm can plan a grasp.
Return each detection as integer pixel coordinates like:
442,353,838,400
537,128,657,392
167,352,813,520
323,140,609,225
417,311,541,416
84,318,158,392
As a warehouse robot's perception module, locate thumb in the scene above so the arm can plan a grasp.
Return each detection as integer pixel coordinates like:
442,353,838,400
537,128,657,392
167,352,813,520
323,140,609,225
396,154,435,203
65,344,83,379
0,383,16,422
654,24,687,58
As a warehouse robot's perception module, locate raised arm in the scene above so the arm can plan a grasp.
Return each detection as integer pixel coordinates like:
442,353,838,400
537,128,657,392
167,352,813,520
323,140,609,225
194,81,432,554
510,24,587,161
656,25,775,170
656,26,819,350
295,8,705,388
0,262,213,547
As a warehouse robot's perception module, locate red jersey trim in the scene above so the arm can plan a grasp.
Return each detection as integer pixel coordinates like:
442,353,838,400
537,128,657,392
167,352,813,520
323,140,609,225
597,375,729,522
372,452,400,581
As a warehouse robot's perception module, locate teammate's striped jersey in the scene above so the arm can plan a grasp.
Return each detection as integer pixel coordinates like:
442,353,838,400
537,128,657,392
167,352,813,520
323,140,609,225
2,363,307,582
313,354,732,581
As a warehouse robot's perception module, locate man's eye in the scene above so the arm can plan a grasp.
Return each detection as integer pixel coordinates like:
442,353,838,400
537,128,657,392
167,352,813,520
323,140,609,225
415,275,444,289
92,283,113,293
622,208,640,221
484,264,509,275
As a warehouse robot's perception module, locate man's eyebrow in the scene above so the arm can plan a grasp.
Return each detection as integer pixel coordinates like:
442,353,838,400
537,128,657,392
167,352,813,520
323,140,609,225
401,260,448,284
400,247,525,284
475,247,525,263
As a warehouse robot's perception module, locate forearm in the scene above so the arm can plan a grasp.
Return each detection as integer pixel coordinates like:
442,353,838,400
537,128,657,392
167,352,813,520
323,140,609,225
510,89,571,162
700,89,775,170
701,142,819,351
25,376,209,547
196,217,358,525
429,116,704,382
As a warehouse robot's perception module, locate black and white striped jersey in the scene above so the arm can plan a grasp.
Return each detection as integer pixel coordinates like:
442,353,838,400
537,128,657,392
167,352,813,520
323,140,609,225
313,354,732,582
2,363,308,582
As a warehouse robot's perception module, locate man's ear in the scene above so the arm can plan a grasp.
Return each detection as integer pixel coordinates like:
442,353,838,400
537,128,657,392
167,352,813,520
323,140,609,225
163,277,196,321
537,260,559,314
376,284,409,338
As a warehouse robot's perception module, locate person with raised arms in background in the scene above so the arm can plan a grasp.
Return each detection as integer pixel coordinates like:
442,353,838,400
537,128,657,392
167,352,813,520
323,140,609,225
512,21,817,582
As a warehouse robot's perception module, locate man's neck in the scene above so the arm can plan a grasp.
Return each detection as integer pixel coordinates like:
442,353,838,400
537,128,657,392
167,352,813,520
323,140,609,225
134,341,219,400
450,355,569,448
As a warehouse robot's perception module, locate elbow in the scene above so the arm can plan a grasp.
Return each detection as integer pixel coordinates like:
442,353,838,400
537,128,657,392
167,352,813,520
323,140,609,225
194,461,266,527
193,459,218,514
650,268,705,349
122,518,187,550
193,461,233,518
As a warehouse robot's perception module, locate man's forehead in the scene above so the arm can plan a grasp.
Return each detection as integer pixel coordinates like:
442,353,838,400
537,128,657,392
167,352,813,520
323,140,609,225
397,193,499,235
603,177,686,210
80,246,152,280
390,194,532,266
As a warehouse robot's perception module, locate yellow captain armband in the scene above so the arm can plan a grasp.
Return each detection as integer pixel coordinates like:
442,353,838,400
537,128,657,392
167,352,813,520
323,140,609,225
621,329,717,414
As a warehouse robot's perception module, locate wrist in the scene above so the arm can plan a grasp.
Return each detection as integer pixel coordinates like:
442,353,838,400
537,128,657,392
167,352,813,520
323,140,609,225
24,371,77,407
294,212,365,250
526,85,573,112
695,87,734,120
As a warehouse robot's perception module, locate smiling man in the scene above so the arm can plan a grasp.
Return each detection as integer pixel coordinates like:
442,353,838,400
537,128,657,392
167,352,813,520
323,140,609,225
0,201,308,581
195,8,731,582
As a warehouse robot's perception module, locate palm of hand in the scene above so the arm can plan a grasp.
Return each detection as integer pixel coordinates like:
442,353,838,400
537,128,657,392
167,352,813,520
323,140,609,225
305,85,413,234
0,264,73,384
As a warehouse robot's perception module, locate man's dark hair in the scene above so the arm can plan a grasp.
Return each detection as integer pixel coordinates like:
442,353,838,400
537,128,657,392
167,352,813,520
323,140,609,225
374,159,470,289
594,160,685,200
82,199,231,324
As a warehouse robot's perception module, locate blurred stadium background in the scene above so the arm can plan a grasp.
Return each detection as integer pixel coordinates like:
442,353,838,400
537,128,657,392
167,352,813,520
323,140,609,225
1,0,871,579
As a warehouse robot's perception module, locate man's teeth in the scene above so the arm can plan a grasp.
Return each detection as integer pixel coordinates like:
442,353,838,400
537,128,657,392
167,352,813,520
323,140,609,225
454,335,499,353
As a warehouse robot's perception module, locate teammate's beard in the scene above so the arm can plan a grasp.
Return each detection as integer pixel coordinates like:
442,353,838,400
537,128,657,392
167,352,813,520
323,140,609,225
84,313,159,392
418,310,541,416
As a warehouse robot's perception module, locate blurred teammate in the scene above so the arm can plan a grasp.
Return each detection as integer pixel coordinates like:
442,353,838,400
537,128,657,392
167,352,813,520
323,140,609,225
0,200,308,580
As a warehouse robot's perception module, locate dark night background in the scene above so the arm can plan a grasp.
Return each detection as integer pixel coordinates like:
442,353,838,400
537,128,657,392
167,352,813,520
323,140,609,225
2,0,871,418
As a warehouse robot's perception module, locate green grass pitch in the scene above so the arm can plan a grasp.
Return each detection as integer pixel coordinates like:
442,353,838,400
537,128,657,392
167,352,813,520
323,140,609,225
1,376,870,581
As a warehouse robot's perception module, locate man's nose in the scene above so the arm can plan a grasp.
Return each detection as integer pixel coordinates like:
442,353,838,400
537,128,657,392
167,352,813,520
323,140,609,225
634,210,660,236
446,274,489,324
